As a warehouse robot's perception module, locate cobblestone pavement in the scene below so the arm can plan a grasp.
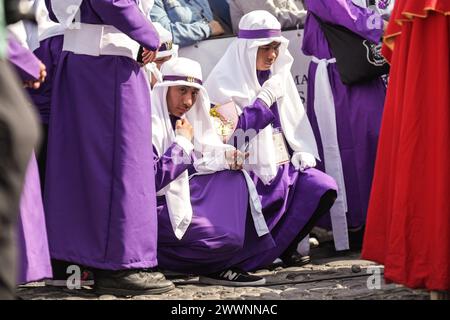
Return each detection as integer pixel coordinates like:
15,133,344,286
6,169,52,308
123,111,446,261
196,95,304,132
17,247,429,300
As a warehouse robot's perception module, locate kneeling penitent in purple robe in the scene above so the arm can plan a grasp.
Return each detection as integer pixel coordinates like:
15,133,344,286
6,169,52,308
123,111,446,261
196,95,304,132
204,10,339,270
152,57,274,286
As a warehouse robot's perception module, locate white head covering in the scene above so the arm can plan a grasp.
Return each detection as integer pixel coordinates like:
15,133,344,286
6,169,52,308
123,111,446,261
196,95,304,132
152,57,237,239
205,10,319,184
145,22,179,84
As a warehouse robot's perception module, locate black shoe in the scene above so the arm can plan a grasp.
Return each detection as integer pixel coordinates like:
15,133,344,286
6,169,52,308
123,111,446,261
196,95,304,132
281,252,311,268
199,268,266,287
45,259,95,287
94,269,175,296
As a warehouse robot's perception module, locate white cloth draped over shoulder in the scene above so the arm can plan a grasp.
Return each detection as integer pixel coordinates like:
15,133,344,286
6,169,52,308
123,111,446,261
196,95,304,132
352,0,395,18
204,10,319,185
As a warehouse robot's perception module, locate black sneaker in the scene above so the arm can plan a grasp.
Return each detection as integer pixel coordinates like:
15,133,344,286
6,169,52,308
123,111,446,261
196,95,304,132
45,259,95,287
94,269,175,296
199,268,266,287
281,252,311,268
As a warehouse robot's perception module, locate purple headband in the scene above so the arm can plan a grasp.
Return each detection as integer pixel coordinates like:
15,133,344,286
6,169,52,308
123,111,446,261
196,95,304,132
159,41,173,52
238,28,282,39
163,75,203,85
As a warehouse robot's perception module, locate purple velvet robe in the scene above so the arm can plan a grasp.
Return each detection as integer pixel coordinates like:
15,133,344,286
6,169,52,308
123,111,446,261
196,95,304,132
27,35,63,125
227,70,338,271
44,0,161,270
302,0,387,229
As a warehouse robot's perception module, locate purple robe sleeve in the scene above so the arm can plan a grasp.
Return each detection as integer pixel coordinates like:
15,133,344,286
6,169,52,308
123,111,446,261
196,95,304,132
305,0,383,43
236,99,275,132
7,37,41,81
154,143,194,192
90,0,160,50
228,98,275,148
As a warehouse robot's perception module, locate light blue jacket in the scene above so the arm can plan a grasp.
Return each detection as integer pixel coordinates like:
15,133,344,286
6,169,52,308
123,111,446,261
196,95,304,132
150,0,214,47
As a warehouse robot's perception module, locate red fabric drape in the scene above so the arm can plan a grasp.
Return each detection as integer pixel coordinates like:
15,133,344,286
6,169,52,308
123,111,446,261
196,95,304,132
362,0,450,291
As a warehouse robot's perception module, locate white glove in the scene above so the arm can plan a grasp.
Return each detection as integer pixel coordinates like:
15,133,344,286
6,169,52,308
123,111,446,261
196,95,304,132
257,74,285,107
145,62,163,83
291,152,317,171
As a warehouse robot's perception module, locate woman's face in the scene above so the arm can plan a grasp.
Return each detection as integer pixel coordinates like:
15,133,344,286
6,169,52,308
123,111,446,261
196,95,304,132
256,41,281,71
166,85,199,117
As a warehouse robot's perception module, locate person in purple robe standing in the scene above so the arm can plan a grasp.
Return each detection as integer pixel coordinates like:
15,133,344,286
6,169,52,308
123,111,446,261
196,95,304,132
43,0,174,296
6,35,52,285
302,0,387,250
205,10,338,270
152,57,277,286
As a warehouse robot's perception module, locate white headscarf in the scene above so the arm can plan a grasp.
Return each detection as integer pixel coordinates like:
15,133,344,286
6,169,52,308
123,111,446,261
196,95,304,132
205,10,319,184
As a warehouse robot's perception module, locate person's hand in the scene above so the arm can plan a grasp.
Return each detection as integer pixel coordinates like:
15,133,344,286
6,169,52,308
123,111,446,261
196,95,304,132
38,62,47,83
24,62,47,89
225,149,249,171
141,48,157,66
175,118,194,141
291,152,316,171
257,74,285,107
208,20,225,37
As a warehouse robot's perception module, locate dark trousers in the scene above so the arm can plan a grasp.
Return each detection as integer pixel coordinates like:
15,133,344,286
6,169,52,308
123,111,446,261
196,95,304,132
36,123,48,194
0,59,40,300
